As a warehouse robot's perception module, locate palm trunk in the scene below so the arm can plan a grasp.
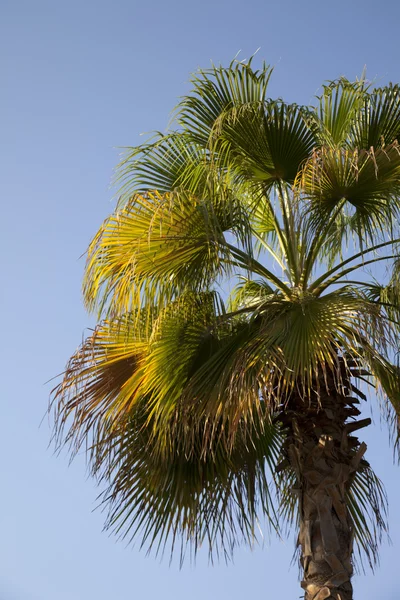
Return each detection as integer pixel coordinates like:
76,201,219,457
278,364,370,600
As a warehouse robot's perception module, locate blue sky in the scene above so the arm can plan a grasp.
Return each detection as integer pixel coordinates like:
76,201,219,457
2,0,400,598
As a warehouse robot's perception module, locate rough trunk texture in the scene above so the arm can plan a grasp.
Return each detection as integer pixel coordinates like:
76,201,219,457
278,363,370,600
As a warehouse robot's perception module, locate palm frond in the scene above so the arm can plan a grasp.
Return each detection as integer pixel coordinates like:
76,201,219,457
363,257,400,327
97,408,281,563
50,314,148,459
299,144,400,246
228,276,275,311
176,58,273,146
51,291,230,460
51,304,282,562
367,353,400,452
115,133,212,203
347,466,388,571
296,148,400,289
83,190,252,317
182,289,387,450
207,101,316,187
313,77,367,147
351,84,400,149
308,238,400,295
138,291,226,433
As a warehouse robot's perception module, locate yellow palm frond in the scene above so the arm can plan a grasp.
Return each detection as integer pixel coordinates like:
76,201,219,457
50,314,148,459
83,190,246,317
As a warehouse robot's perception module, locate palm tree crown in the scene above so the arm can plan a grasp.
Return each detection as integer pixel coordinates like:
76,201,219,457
51,59,400,595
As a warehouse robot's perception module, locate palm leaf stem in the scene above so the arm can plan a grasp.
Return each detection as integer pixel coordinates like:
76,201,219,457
283,184,301,284
309,238,400,294
300,200,347,290
313,255,398,296
252,230,287,272
259,188,292,275
215,303,263,321
276,182,300,285
225,242,292,298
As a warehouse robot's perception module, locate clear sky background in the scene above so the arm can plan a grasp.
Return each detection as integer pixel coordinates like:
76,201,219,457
2,0,400,598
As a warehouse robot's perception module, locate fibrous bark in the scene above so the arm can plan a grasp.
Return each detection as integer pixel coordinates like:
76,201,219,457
278,362,370,600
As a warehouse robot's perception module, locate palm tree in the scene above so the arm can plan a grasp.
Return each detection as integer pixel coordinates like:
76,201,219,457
51,59,400,600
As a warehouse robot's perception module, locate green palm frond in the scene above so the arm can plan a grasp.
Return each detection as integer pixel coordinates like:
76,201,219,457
367,353,400,450
246,187,279,237
138,291,226,432
362,258,400,327
351,84,400,149
177,58,273,145
208,101,316,187
182,289,389,448
313,77,367,147
115,131,249,208
299,144,400,243
246,189,289,270
116,133,212,202
347,466,388,570
97,408,281,562
228,276,275,311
